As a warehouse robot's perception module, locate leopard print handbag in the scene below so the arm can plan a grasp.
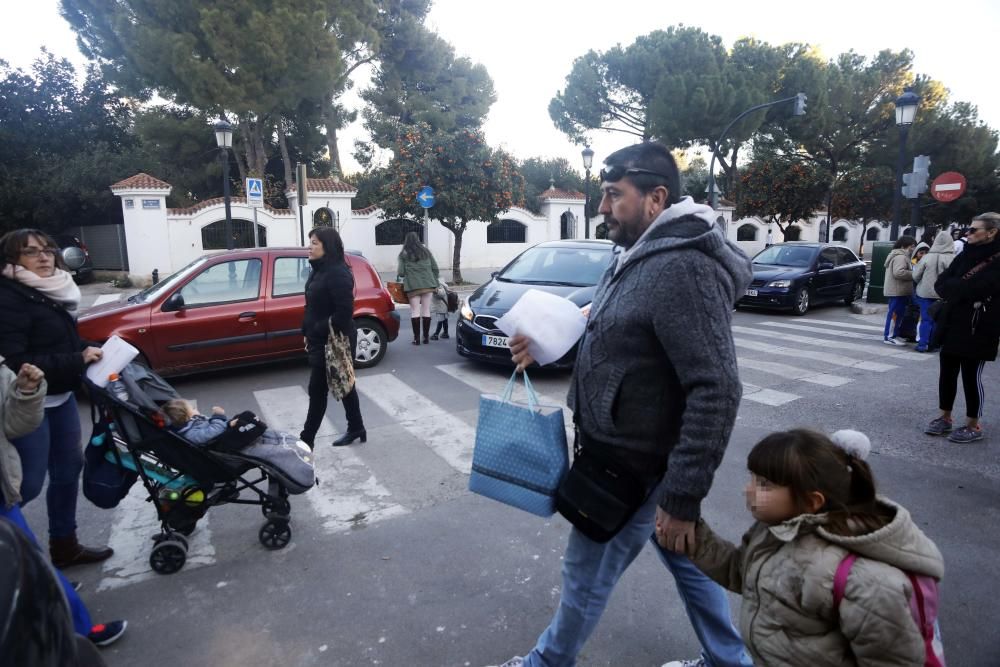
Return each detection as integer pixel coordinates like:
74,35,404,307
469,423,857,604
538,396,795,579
325,320,356,400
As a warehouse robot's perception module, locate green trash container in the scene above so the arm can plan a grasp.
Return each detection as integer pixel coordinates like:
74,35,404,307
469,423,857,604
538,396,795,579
866,242,893,304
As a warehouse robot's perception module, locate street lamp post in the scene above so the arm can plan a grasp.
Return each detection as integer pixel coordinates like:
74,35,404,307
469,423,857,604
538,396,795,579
890,89,920,241
708,93,807,211
214,120,235,250
581,145,594,239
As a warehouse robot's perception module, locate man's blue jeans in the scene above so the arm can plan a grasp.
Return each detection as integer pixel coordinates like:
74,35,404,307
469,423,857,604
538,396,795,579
915,296,938,350
0,501,91,635
524,478,751,667
11,394,83,538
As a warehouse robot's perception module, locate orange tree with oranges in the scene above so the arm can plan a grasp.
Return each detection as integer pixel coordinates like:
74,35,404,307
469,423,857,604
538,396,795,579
379,123,525,283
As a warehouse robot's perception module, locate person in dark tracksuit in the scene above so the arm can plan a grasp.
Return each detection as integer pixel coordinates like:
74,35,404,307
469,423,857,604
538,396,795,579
300,227,365,448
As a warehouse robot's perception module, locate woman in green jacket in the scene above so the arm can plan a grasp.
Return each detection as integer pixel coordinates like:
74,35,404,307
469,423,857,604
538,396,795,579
397,232,440,345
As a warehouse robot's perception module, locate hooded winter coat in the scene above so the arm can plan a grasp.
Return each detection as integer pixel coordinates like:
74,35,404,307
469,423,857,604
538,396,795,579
0,355,46,507
567,196,752,520
913,232,955,299
934,236,1000,361
883,248,914,297
691,497,944,667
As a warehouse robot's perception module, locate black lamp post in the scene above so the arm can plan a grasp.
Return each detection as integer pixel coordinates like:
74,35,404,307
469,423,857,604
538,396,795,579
214,119,235,250
890,89,919,241
581,145,594,239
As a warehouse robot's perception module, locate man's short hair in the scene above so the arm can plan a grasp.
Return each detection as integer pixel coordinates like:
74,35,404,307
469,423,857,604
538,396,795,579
603,142,682,204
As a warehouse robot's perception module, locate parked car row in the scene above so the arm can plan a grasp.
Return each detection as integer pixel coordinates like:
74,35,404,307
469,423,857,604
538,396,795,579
77,240,867,377
78,248,400,376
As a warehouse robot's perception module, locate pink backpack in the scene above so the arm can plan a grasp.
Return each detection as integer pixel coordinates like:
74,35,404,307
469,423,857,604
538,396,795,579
833,553,945,666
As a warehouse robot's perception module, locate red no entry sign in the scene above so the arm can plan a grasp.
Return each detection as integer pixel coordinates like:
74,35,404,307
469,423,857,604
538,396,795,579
931,171,967,203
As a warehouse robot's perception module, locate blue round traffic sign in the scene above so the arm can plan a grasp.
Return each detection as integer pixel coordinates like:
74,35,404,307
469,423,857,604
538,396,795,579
417,186,435,209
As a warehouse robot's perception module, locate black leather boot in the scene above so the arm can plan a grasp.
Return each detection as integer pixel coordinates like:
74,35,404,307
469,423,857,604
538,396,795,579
411,318,421,345
440,319,450,339
50,535,114,569
422,317,432,344
332,429,367,447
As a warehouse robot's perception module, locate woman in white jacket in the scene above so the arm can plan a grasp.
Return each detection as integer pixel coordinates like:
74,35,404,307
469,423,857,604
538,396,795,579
913,231,956,352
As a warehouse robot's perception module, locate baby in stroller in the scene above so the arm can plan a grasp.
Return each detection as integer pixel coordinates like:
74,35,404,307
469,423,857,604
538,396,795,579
161,399,264,450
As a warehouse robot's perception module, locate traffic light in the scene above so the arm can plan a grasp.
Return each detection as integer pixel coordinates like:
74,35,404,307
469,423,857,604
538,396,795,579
902,173,917,199
912,155,931,194
793,92,807,116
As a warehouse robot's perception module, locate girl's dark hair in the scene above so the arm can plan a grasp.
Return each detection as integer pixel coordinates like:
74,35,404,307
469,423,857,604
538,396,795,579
747,429,890,535
401,231,430,261
0,228,67,273
308,227,345,263
893,235,917,250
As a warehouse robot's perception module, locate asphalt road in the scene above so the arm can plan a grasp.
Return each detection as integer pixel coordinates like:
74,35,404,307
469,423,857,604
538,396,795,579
21,301,1000,666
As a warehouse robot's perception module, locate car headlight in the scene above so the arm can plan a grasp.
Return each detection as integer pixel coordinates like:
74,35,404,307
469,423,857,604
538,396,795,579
767,280,792,288
460,301,474,321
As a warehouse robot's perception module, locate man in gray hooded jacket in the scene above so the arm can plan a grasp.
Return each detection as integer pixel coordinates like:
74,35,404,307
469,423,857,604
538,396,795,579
504,142,753,667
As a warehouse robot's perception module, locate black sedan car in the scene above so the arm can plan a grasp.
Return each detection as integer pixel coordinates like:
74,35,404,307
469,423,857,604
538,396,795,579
738,242,866,315
456,239,614,367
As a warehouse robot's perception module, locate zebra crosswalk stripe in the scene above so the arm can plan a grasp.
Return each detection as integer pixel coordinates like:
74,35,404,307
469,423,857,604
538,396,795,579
733,325,929,360
733,337,896,372
741,383,799,406
793,317,885,332
254,385,408,533
360,373,477,474
98,485,216,591
737,357,851,386
760,320,881,340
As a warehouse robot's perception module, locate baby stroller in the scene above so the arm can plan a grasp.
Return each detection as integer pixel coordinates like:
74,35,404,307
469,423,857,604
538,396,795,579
84,363,314,575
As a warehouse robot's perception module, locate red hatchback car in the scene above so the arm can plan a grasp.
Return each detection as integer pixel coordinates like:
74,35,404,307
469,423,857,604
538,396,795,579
78,248,400,376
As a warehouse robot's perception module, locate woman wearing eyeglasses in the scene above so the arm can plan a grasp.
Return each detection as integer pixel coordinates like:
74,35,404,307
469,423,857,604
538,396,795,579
0,229,113,567
926,213,1000,443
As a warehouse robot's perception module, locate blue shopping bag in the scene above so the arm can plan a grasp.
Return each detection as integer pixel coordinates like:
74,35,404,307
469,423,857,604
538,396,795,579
469,371,569,517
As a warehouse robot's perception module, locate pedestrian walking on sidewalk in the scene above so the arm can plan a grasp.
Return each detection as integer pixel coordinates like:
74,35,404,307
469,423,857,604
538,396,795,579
300,227,366,448
912,231,955,352
882,236,916,345
397,232,440,345
925,212,1000,443
499,141,753,667
0,228,113,569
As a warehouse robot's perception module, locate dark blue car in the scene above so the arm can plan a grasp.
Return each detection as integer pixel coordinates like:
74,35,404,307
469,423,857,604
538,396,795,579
739,242,867,315
456,240,614,367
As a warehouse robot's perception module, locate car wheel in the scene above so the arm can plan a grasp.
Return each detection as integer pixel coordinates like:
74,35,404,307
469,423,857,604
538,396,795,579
793,287,810,316
844,280,864,305
354,319,387,369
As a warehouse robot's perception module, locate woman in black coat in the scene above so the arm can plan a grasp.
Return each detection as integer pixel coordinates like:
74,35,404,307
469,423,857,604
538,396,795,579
0,229,113,568
925,212,1000,443
300,227,365,448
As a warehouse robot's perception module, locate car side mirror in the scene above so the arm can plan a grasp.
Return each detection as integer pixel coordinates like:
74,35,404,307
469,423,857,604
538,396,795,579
818,260,834,271
491,271,498,278
162,292,185,312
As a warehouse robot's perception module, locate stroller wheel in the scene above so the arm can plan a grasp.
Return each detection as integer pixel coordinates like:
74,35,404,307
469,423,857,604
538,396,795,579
149,540,187,574
259,518,292,550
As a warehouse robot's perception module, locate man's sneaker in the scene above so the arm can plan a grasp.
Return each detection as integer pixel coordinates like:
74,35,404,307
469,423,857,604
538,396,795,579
89,620,127,647
948,425,985,443
662,659,707,667
925,417,953,435
883,337,904,346
486,658,524,667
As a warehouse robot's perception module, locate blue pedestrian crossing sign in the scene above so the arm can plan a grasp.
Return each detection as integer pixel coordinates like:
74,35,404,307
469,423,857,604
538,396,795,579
417,186,435,209
246,178,264,208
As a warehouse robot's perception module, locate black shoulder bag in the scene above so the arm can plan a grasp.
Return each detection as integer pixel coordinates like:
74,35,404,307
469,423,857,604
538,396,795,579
555,429,664,543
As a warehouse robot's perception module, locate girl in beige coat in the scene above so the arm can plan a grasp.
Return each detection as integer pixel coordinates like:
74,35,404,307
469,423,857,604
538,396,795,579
681,429,944,666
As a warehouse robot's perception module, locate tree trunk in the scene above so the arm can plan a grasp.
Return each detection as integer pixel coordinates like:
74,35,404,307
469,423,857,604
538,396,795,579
450,225,464,284
277,118,294,188
324,103,343,177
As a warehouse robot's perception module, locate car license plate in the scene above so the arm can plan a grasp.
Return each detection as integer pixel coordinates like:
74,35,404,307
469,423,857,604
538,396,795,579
745,289,758,297
482,334,509,349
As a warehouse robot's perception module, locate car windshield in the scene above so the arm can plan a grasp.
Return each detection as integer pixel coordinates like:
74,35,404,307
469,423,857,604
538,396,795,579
752,245,817,267
129,257,210,303
498,246,611,286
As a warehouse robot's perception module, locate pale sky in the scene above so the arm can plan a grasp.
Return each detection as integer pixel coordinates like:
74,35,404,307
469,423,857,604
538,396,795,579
2,0,997,181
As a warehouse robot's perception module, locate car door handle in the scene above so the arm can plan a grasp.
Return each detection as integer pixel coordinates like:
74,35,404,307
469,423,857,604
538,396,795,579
238,311,257,320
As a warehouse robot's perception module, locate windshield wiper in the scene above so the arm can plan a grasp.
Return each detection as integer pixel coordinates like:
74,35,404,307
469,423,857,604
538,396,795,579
517,280,588,287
